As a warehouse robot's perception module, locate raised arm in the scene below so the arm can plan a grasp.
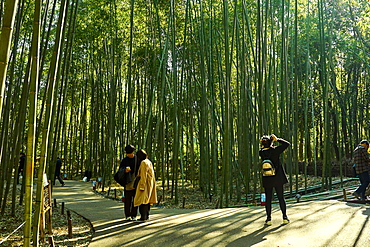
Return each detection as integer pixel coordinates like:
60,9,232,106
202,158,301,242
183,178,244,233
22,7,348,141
275,137,290,154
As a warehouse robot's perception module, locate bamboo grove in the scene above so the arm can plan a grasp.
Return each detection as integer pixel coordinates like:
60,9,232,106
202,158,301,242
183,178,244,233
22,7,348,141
0,0,370,244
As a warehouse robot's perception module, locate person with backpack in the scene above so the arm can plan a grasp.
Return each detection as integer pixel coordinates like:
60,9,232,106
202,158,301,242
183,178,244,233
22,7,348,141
352,140,370,201
259,134,290,226
119,145,139,221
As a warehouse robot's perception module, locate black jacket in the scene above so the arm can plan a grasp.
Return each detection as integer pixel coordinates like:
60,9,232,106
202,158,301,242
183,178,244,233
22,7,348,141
116,156,138,187
259,138,290,188
55,159,62,176
119,156,138,176
19,155,26,170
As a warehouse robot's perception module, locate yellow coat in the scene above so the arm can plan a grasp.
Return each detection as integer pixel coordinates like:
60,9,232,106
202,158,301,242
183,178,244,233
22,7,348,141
134,159,157,207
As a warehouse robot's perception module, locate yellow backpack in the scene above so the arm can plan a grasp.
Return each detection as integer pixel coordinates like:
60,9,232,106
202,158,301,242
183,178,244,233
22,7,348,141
262,159,275,176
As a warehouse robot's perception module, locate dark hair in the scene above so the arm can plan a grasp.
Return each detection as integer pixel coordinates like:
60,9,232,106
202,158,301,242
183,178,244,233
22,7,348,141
360,140,369,145
260,136,273,148
20,152,25,156
125,145,136,154
136,149,148,163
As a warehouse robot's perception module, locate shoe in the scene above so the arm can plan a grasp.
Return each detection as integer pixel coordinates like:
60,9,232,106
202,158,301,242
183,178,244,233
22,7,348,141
353,192,361,200
264,220,272,226
136,219,147,223
131,217,137,221
62,183,65,187
125,217,131,221
282,219,290,225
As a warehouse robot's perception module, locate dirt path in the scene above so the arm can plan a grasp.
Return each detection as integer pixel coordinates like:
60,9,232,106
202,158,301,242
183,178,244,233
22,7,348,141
52,180,370,247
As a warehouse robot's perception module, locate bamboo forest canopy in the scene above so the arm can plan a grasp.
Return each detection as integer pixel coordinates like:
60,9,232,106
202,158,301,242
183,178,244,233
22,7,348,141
1,0,370,205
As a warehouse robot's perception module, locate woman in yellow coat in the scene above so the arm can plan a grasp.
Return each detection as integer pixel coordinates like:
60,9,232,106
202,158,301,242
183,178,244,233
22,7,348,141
134,149,157,222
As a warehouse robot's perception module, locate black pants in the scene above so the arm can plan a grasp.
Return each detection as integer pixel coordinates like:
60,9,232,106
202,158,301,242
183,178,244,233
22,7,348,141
265,185,287,220
124,189,138,218
139,204,151,220
56,175,64,185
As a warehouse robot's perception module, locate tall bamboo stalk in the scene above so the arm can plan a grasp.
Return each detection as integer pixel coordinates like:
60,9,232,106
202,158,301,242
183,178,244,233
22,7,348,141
221,0,232,208
24,0,41,245
32,0,67,243
0,0,19,117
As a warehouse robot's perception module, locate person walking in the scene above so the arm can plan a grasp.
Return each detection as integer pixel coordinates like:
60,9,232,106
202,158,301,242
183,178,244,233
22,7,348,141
120,145,139,221
352,140,370,201
55,157,65,186
134,149,157,222
259,134,290,226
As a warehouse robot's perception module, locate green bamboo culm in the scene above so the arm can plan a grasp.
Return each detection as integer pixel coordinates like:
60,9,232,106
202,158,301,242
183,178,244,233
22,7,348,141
318,0,331,190
170,0,180,205
222,0,232,208
0,0,20,117
125,0,135,145
24,0,42,245
32,0,68,244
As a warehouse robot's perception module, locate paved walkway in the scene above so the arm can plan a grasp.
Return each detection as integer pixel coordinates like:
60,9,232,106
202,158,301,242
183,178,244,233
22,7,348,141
52,180,370,247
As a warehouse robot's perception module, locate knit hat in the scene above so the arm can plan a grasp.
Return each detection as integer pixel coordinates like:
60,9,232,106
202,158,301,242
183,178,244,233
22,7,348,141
125,145,136,154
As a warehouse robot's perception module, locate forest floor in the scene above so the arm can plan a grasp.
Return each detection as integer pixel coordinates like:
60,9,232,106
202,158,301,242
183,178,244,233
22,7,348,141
0,175,361,246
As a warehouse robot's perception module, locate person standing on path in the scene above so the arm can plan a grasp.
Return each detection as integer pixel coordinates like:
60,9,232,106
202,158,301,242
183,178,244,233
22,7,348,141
259,134,290,226
17,152,26,184
134,149,157,222
352,140,370,201
55,157,65,186
120,145,139,221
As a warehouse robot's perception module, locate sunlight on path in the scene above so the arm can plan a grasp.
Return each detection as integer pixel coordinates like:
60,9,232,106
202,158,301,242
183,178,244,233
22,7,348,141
53,180,370,247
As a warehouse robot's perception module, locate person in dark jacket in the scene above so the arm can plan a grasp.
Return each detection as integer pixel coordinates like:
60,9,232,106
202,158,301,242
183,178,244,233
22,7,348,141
55,157,65,186
352,140,370,201
120,145,139,221
17,152,26,184
259,134,290,226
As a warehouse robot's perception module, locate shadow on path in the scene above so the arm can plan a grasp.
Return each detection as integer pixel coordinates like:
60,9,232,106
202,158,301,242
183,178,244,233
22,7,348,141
53,180,370,247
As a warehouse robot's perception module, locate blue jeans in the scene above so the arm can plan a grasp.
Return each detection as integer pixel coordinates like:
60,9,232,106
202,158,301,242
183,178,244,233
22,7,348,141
355,171,370,199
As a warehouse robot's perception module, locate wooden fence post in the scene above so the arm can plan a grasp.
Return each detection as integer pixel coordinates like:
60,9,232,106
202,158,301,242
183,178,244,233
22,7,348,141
343,188,347,201
67,210,72,238
48,236,55,247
